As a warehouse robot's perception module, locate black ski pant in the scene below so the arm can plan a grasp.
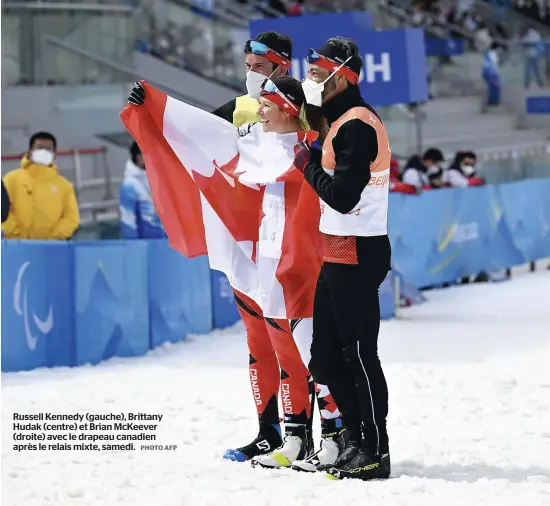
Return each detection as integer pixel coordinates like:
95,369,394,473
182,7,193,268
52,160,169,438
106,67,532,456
309,254,390,456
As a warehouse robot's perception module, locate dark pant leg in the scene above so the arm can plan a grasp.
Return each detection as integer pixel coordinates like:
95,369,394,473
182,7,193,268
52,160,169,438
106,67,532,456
308,267,363,442
323,260,390,456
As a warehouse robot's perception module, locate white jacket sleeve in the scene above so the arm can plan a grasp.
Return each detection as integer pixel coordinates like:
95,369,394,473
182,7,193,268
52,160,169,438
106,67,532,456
402,168,424,189
446,169,470,188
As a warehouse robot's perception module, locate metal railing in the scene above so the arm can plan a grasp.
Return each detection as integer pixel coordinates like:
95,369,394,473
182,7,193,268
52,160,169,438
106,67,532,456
476,143,550,184
1,147,121,223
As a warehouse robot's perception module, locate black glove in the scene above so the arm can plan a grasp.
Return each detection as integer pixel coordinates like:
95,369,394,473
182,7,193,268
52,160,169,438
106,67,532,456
128,82,145,105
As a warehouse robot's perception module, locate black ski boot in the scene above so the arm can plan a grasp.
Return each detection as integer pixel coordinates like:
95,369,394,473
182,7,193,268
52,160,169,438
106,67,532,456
326,448,391,481
223,422,282,462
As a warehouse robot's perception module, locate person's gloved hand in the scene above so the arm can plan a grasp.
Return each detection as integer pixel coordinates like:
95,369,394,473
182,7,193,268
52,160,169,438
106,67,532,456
293,141,321,173
237,122,255,137
128,82,145,105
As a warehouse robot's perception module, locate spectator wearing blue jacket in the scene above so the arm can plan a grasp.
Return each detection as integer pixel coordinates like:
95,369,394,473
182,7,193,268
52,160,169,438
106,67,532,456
482,42,502,106
119,142,166,239
522,27,544,89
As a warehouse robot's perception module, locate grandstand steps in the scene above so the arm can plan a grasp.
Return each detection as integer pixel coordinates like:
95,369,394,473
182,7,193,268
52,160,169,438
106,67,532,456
421,95,485,116
388,95,549,157
429,54,486,98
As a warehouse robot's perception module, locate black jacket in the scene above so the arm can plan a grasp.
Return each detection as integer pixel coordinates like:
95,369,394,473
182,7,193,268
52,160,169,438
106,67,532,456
303,85,379,215
211,98,236,124
303,86,390,267
2,180,9,223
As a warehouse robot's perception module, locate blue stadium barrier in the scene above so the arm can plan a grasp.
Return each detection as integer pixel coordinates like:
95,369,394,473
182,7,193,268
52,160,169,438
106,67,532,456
210,270,240,329
1,241,74,371
379,272,395,320
73,240,149,366
388,179,550,288
1,240,212,372
148,240,212,348
2,178,549,371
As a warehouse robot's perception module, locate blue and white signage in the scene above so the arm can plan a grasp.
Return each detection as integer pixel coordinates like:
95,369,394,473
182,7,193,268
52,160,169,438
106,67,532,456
250,14,428,105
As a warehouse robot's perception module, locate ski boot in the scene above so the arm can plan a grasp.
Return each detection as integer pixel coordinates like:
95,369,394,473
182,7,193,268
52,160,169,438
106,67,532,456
223,422,282,462
251,423,312,469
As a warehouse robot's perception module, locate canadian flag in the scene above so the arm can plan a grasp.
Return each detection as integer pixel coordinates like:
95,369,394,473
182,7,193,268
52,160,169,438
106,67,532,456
120,82,321,318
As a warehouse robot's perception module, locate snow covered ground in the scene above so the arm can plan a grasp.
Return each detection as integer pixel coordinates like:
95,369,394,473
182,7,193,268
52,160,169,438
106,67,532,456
2,270,550,506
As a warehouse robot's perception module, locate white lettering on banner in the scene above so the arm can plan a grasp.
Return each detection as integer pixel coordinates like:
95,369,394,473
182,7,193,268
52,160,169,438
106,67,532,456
13,261,54,351
452,223,480,244
365,53,391,83
291,53,392,83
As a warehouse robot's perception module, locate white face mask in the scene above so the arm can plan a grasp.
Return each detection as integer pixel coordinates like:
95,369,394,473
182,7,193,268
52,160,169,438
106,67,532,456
31,149,54,166
246,68,277,99
302,55,353,107
461,164,475,176
427,164,441,176
302,78,324,107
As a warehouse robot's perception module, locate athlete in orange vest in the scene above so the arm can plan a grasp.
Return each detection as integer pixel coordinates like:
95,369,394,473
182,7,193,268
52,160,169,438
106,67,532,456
293,37,392,481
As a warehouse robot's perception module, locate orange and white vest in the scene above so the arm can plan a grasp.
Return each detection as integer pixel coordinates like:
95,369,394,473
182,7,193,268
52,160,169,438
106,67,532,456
319,107,391,238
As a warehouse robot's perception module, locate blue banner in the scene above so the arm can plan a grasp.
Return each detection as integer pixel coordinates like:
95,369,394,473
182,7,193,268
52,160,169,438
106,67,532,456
425,37,465,57
250,16,428,105
497,180,550,262
526,96,550,114
1,241,74,372
74,241,149,365
210,270,241,328
250,12,372,75
148,241,212,347
388,179,550,288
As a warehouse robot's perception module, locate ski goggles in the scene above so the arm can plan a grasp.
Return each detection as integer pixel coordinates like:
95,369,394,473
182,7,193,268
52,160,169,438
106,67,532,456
306,48,359,85
244,40,291,69
260,79,301,116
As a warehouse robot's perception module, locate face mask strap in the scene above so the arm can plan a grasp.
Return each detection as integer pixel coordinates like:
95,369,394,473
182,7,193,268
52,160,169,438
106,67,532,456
324,55,357,85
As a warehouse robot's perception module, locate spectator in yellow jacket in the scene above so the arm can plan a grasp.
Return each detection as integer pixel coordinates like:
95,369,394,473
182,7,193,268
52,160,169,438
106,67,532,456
2,132,79,240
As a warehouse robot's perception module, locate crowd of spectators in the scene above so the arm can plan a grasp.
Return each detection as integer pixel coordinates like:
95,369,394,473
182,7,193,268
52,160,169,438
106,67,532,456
407,0,550,31
402,0,549,97
511,0,550,26
389,147,485,194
